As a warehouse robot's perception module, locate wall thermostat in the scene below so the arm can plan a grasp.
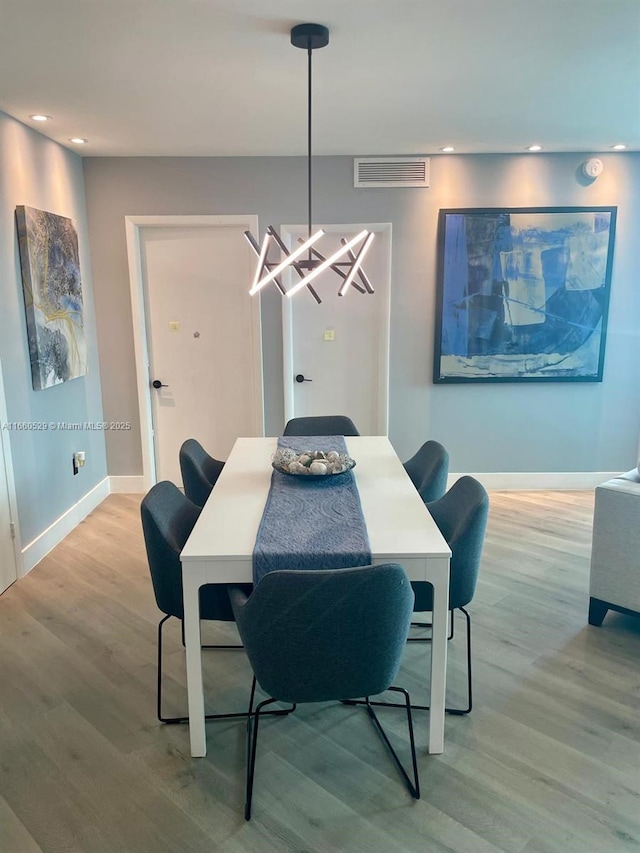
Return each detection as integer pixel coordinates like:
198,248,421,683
582,158,604,179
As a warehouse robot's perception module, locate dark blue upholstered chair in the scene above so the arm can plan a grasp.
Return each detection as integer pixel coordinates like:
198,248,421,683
412,476,489,715
403,440,450,504
230,563,420,819
283,415,360,436
179,438,225,508
140,480,246,724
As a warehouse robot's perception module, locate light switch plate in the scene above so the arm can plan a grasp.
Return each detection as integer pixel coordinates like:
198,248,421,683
323,329,335,341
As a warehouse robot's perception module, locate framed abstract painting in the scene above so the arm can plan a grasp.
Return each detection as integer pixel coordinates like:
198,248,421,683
433,207,617,383
16,205,87,390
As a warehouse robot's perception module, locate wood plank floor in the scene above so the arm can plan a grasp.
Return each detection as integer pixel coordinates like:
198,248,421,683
1,491,639,852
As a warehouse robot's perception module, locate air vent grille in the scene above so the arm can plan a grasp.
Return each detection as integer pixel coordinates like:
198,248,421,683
354,157,430,188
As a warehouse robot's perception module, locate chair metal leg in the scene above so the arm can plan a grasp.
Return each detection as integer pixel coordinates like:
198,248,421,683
157,616,294,725
247,675,257,718
365,687,420,798
408,610,454,642
446,607,472,715
344,607,473,715
157,615,171,723
245,696,281,820
244,689,417,819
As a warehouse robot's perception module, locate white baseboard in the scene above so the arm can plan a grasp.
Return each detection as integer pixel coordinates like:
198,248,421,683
452,471,621,491
109,475,145,493
21,477,110,575
16,469,617,578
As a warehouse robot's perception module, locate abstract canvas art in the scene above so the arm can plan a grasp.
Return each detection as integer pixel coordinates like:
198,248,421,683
16,205,87,390
433,207,617,383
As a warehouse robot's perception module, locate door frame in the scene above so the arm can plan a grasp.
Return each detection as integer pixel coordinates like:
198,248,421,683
125,214,264,491
0,360,22,588
280,222,392,435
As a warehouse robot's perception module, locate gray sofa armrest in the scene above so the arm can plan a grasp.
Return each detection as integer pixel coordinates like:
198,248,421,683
589,476,640,623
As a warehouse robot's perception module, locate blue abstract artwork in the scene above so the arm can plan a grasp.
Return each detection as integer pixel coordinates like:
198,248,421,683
16,206,87,390
433,207,616,383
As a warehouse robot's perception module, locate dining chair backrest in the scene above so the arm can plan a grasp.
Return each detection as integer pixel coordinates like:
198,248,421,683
179,438,225,507
404,440,449,504
141,480,234,622
413,475,489,611
282,415,360,436
230,563,413,704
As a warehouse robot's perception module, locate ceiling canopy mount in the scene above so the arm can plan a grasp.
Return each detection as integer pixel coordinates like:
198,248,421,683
290,22,329,51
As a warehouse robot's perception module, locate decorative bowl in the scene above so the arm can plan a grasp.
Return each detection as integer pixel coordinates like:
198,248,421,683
272,448,356,478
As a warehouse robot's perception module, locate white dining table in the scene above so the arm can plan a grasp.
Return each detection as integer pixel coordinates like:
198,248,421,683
180,435,451,758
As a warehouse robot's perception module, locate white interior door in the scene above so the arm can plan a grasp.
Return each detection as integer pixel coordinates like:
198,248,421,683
282,224,391,435
139,223,263,485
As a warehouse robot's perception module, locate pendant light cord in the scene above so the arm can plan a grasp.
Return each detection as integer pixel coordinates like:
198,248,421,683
307,43,313,254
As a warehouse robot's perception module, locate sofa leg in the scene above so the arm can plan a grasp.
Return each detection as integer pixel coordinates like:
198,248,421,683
588,597,609,626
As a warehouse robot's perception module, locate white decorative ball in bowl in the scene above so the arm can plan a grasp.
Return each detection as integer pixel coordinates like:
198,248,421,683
272,448,356,478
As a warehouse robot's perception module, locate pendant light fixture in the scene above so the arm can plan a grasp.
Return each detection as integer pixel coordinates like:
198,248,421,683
244,23,374,304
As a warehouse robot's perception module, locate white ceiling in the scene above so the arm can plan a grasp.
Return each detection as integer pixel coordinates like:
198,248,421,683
0,0,638,157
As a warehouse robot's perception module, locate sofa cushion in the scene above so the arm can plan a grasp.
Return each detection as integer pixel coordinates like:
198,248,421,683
617,468,640,484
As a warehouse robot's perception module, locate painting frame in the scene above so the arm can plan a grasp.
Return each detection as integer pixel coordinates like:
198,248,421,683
433,206,617,384
15,205,87,390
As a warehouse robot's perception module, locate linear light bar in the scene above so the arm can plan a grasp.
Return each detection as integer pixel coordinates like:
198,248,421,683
246,229,325,295
250,232,270,292
339,232,375,296
341,237,374,293
286,230,369,298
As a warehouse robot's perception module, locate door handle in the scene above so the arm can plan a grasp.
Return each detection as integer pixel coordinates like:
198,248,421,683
152,379,168,389
295,374,312,383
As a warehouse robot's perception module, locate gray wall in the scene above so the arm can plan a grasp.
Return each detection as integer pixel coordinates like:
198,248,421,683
83,153,640,475
0,112,107,544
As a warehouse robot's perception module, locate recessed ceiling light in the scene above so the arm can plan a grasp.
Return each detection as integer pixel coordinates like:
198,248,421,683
30,114,51,122
611,144,627,150
441,146,455,153
526,145,543,152
69,137,87,144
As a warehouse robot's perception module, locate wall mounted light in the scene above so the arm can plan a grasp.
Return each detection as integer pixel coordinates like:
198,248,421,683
244,23,374,303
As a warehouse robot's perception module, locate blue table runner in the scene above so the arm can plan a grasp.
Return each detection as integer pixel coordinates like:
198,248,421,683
252,436,372,585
